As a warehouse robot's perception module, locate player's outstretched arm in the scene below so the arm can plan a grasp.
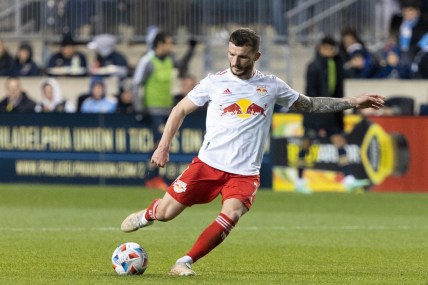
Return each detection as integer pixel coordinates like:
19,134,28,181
289,93,385,113
151,97,199,168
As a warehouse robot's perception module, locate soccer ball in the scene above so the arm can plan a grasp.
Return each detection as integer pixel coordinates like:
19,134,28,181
111,242,148,275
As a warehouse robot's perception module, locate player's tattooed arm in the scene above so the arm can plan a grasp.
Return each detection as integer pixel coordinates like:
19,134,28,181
290,94,353,113
290,93,385,112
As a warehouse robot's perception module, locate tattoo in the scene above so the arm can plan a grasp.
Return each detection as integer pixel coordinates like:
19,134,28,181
290,94,353,113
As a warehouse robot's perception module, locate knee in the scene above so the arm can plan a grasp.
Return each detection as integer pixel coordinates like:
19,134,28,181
221,208,245,224
221,199,248,223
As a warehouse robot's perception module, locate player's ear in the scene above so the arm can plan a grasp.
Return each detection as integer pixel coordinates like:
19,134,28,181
254,51,261,61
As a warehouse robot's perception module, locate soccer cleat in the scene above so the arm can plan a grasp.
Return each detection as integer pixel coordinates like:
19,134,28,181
144,177,169,191
168,262,196,276
121,209,153,233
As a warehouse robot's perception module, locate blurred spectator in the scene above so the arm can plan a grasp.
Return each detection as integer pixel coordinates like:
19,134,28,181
46,33,88,77
132,31,197,116
80,77,117,113
300,36,368,193
410,33,428,78
173,74,197,106
132,31,197,190
116,82,134,113
375,38,411,78
0,40,14,76
299,36,346,193
87,34,128,90
304,36,345,138
12,43,40,77
339,28,379,78
389,0,428,67
35,78,76,113
0,76,36,112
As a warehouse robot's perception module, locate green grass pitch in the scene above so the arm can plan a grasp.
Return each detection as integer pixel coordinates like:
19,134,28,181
0,184,427,285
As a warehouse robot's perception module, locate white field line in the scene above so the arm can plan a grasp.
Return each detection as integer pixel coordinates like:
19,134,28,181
1,225,428,232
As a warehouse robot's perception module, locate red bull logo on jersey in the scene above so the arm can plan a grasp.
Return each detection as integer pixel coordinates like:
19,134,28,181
220,98,267,119
256,85,268,95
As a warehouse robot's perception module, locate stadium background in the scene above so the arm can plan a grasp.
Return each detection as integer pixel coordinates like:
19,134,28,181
0,0,427,192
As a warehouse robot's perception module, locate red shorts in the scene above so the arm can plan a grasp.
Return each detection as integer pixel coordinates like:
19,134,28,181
167,157,260,209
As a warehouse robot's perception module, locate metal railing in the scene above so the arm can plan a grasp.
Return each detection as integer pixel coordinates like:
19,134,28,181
0,0,389,43
0,0,394,81
285,0,392,45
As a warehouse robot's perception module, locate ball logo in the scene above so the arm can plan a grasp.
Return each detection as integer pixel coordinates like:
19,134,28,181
220,98,267,119
117,252,130,263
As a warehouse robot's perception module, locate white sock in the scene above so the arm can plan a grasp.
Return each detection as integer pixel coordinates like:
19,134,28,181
176,255,193,264
139,210,150,226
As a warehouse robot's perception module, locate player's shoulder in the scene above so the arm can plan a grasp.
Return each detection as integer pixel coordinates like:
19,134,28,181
199,69,230,85
253,70,280,83
207,69,229,79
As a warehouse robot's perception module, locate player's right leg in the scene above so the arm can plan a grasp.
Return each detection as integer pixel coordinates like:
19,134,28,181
121,192,186,232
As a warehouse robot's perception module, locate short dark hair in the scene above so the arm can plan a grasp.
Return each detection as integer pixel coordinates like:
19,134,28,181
60,32,77,47
229,28,260,51
320,36,337,47
152,31,172,49
401,0,420,9
6,76,20,82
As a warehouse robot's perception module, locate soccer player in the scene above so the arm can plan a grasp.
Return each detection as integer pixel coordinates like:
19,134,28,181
121,28,385,276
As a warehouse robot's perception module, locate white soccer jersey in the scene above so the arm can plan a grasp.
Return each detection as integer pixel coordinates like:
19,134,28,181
187,68,299,175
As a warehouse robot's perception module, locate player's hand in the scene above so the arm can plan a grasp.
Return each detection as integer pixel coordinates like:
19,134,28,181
351,93,385,110
151,146,169,168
